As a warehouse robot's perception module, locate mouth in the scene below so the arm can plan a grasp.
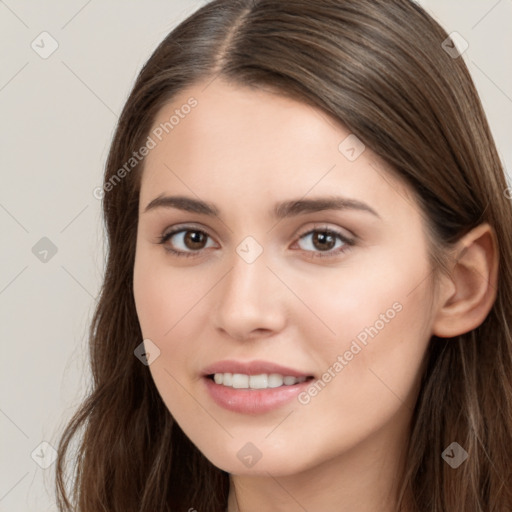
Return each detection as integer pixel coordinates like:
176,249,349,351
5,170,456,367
203,372,316,414
201,360,316,413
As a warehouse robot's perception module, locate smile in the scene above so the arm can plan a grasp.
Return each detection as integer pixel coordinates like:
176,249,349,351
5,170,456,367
210,372,310,389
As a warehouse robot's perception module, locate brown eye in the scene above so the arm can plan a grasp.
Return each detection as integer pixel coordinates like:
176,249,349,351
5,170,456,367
295,228,355,259
311,231,337,251
158,228,215,258
182,230,208,250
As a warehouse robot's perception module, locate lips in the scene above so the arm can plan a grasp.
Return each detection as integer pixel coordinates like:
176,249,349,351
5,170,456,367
203,374,314,414
201,359,316,414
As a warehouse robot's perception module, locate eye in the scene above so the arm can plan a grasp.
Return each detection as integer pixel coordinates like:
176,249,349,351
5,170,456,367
157,224,355,260
293,226,355,259
157,227,216,258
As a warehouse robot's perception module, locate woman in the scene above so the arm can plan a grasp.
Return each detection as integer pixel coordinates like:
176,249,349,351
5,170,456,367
55,0,512,510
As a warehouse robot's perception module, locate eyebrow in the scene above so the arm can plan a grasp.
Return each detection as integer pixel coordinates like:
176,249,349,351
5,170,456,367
143,194,381,220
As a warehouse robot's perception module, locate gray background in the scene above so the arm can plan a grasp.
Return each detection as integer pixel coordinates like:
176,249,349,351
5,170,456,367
1,1,511,510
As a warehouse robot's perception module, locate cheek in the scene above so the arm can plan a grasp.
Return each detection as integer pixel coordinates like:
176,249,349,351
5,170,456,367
299,298,429,468
133,252,211,425
133,248,211,339
295,251,433,437
133,249,219,397
290,243,432,362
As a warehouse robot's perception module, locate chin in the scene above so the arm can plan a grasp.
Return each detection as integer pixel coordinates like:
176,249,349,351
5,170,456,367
199,442,314,477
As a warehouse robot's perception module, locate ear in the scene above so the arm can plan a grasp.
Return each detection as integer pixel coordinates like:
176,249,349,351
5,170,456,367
432,223,499,338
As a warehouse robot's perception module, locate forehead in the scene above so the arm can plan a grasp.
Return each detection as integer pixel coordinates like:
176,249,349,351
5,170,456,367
148,78,345,165
140,78,415,221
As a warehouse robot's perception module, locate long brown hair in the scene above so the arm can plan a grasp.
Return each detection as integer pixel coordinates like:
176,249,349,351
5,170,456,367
55,0,512,510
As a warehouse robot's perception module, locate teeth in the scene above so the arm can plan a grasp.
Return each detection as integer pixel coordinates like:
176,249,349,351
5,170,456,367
268,374,284,388
232,373,249,388
211,373,308,389
249,374,267,389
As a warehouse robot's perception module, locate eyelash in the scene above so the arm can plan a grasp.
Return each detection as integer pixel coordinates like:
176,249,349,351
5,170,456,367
157,225,355,260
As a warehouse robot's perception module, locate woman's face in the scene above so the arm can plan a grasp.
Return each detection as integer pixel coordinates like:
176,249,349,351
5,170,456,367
133,77,439,476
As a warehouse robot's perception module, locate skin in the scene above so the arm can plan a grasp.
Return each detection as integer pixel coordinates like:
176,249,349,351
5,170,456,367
133,78,498,512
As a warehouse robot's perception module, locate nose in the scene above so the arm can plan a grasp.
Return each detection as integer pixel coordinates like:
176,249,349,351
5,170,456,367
212,248,287,342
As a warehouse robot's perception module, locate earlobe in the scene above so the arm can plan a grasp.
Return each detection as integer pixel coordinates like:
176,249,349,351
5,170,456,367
432,223,499,338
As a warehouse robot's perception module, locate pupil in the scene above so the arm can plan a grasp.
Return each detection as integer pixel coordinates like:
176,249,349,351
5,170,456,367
186,231,205,249
314,232,334,250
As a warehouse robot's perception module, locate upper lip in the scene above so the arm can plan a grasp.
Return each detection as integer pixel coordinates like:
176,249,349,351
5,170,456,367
202,360,313,378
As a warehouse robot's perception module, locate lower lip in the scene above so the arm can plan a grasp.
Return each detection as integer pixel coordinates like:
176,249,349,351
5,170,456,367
203,376,314,414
